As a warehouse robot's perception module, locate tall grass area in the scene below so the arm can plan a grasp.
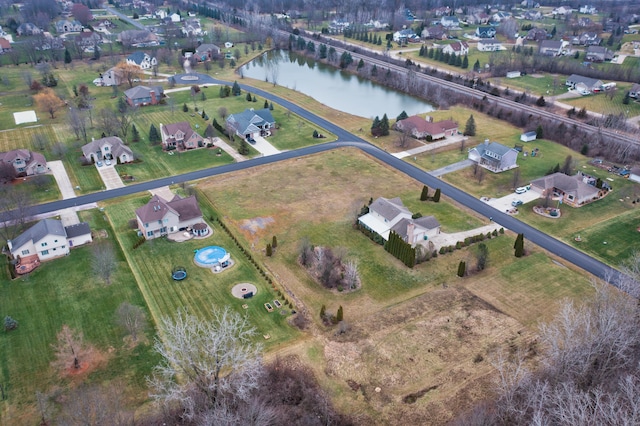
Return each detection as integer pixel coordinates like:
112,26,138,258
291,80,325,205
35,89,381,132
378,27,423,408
0,209,158,424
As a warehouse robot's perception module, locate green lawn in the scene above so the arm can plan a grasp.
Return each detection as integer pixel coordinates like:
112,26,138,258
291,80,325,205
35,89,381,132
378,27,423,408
0,209,158,421
562,82,640,117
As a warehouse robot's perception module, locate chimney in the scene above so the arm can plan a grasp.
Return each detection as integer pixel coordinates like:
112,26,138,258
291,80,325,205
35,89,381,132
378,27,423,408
92,137,95,141
484,139,489,145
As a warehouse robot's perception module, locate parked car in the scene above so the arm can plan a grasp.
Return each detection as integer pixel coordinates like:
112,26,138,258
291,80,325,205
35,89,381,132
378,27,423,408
247,137,256,144
105,159,112,166
512,200,523,207
96,161,103,167
515,185,530,194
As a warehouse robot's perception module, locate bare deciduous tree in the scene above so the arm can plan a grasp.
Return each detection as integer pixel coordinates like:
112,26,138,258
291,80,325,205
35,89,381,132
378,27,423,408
148,307,263,421
115,302,146,342
51,325,87,371
0,186,32,241
67,107,87,142
91,242,116,285
56,382,134,426
217,106,228,120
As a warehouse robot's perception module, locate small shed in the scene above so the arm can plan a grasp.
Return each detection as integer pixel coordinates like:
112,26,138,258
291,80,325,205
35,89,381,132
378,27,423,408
520,131,537,142
506,71,521,79
629,167,640,184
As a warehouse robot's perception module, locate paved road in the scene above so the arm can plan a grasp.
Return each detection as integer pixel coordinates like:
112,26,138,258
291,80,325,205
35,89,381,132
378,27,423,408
3,77,628,287
103,6,146,30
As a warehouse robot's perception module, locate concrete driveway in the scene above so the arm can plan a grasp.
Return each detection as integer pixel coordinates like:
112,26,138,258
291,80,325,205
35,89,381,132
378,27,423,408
485,189,540,213
46,160,82,226
429,159,474,177
96,163,125,190
251,135,281,156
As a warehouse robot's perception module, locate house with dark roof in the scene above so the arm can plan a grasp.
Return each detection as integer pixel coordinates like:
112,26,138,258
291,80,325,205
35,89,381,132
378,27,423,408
565,74,603,93
0,149,47,176
421,26,447,40
585,46,613,62
118,30,159,47
475,26,496,38
442,41,469,56
160,122,204,150
478,40,502,51
124,85,163,107
195,43,220,61
629,83,640,99
539,40,565,56
7,219,92,264
74,31,102,50
55,19,83,33
468,140,519,173
530,172,605,207
393,28,418,44
126,51,157,70
16,23,41,36
576,32,601,46
441,16,460,28
358,197,441,245
81,136,133,164
135,194,207,239
226,108,276,140
526,28,548,42
395,116,458,140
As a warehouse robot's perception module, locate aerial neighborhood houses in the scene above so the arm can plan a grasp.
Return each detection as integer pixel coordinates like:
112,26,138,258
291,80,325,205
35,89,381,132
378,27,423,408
226,109,276,141
0,149,48,177
82,136,134,164
126,51,157,70
95,67,124,86
135,194,208,240
118,30,159,47
394,116,458,140
393,28,420,44
75,31,102,50
160,122,204,150
468,140,519,173
585,46,613,62
539,40,566,56
358,197,441,246
440,16,460,29
16,22,41,36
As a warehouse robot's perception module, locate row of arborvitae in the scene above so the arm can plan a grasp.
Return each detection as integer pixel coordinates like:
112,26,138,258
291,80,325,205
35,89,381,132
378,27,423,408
514,233,525,257
319,304,343,326
439,228,504,255
385,231,416,268
132,236,146,250
420,185,441,203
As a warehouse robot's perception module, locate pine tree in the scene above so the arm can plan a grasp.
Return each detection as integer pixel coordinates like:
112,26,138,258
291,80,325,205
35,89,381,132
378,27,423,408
238,139,250,155
131,124,140,142
272,235,278,249
246,92,252,101
269,102,274,110
536,124,544,139
464,115,476,136
380,114,390,136
149,124,160,144
457,261,466,277
320,305,326,319
420,185,429,201
232,81,241,96
462,55,469,69
396,110,408,122
64,48,72,64
419,45,425,56
264,100,269,108
371,116,381,136
252,95,257,102
473,59,480,72
336,306,343,322
183,103,189,112
514,233,524,257
433,188,441,202
266,243,272,256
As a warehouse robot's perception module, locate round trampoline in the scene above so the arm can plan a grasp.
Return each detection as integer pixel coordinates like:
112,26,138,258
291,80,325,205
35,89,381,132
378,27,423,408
194,246,231,268
172,266,187,281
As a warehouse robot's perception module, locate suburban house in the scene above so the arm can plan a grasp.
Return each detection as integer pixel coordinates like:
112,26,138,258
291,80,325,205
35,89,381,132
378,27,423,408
526,28,548,42
126,51,157,70
478,40,502,51
55,19,82,33
585,46,613,62
520,131,537,142
475,26,496,38
124,85,163,107
358,197,441,245
442,41,469,56
96,67,124,86
182,18,205,36
170,13,181,22
195,43,220,61
552,6,573,16
573,32,601,46
629,167,640,184
226,108,276,140
530,172,605,207
74,31,102,49
135,194,208,240
395,116,458,140
421,26,447,40
578,17,594,27
118,30,159,47
441,16,460,28
492,11,511,23
523,10,542,20
629,83,640,99
393,29,419,44
16,23,42,36
328,19,350,34
579,5,597,14
81,136,133,164
7,219,92,264
0,38,10,53
539,40,565,56
468,140,519,173
0,149,47,177
160,122,204,150
95,19,115,30
566,74,603,93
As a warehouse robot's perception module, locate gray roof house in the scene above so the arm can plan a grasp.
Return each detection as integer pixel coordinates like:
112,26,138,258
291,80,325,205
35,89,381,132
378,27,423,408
226,108,276,140
565,74,603,93
539,40,564,56
135,194,207,240
629,83,640,99
8,219,92,264
585,46,613,62
475,26,496,38
55,19,83,33
81,136,133,164
195,43,220,61
441,16,460,28
124,85,163,107
530,172,604,207
0,149,47,176
160,122,204,150
358,197,441,245
126,51,157,70
16,23,41,36
468,140,519,173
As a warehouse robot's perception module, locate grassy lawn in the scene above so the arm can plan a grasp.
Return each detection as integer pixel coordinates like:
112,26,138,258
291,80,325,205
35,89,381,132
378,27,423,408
489,74,568,97
0,208,158,424
103,193,298,349
562,83,640,117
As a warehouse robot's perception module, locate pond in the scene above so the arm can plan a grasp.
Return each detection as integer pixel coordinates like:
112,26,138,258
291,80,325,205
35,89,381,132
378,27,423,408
239,50,434,119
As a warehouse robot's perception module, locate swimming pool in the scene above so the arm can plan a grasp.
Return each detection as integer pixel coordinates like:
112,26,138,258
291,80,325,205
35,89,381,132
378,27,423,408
194,246,230,268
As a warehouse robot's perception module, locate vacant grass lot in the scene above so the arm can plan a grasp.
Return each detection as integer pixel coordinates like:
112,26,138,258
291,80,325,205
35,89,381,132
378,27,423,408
0,209,158,425
562,83,640,117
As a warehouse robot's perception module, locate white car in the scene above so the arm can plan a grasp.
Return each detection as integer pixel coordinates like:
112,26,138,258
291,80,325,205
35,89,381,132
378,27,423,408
515,185,530,194
105,159,112,166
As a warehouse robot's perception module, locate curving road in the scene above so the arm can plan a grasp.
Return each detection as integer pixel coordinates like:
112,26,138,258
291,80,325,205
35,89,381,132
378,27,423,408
5,78,627,287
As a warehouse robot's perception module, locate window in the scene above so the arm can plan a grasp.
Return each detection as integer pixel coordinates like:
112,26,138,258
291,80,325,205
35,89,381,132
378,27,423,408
145,223,149,228
146,231,153,237
42,250,49,255
54,239,58,243
41,242,48,247
21,250,30,255
105,146,110,151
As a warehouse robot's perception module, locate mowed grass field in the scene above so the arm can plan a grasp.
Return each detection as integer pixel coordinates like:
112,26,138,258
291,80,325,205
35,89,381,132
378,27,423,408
0,209,158,425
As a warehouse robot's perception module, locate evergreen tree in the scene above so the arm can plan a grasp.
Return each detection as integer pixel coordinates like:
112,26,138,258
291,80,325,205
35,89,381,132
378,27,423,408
320,305,326,319
336,306,343,322
371,64,378,76
4,315,18,331
623,91,630,105
201,91,206,101
433,188,441,202
183,103,189,112
264,100,269,108
131,124,140,142
420,185,429,201
536,124,544,139
396,110,408,122
238,139,250,155
380,114,390,136
371,116,381,136
357,59,364,70
419,45,425,56
269,102,274,110
149,124,160,144
232,81,241,96
462,55,469,69
473,59,480,72
514,233,524,257
202,109,206,118
64,48,72,64
117,97,127,114
266,243,272,257
464,115,476,136
272,235,278,249
246,92,252,101
457,261,466,277
536,96,546,107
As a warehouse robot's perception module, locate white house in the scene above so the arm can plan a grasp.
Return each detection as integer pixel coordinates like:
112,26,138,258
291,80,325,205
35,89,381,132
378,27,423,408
478,40,503,52
170,13,181,22
442,41,469,56
8,219,92,263
579,5,597,14
468,140,519,173
358,197,441,245
0,149,47,176
126,51,157,70
441,16,460,28
81,136,133,164
629,167,640,184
